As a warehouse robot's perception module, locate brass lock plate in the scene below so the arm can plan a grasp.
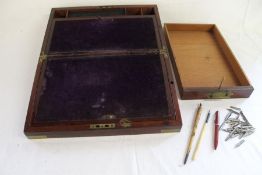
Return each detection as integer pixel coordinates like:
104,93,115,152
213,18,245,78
90,123,116,129
208,91,233,99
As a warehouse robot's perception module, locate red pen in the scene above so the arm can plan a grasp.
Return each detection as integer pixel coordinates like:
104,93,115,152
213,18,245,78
214,111,219,150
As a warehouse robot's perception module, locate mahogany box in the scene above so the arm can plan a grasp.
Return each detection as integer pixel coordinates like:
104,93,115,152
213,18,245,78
24,5,182,138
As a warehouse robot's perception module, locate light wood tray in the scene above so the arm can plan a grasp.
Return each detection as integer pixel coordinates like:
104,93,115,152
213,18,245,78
164,24,253,99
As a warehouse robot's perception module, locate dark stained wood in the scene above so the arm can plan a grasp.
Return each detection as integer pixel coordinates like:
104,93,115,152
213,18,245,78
24,5,182,138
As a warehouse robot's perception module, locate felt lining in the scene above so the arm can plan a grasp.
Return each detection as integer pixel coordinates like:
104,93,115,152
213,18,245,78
49,18,158,53
35,54,168,122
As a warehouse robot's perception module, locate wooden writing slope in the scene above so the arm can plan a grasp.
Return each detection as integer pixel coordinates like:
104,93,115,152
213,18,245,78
24,5,182,138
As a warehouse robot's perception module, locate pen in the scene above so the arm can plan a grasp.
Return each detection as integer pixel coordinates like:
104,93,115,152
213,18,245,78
184,103,202,164
214,111,219,150
192,110,210,160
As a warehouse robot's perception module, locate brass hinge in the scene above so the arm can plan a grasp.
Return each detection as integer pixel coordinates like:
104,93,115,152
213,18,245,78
147,48,169,56
159,48,169,57
39,53,47,63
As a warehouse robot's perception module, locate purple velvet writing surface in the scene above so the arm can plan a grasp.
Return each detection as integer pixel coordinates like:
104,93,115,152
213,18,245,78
48,17,158,52
35,54,169,122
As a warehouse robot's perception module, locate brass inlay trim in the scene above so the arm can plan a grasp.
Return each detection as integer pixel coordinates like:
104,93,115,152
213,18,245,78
27,135,47,139
119,118,132,128
161,129,179,133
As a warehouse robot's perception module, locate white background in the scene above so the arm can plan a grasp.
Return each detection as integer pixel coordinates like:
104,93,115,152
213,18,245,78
0,0,262,175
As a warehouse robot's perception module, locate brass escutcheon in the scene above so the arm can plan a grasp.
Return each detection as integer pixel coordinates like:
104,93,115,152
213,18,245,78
208,91,233,99
90,123,116,129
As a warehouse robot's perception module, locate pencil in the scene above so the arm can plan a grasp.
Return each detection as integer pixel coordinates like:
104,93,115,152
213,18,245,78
183,103,202,165
214,111,219,150
192,110,210,160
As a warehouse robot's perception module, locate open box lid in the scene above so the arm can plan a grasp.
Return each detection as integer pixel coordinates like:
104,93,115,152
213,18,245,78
40,5,166,56
46,16,160,54
164,23,254,99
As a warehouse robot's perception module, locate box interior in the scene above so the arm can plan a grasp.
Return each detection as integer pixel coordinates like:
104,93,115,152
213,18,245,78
35,54,169,122
48,17,158,53
165,24,250,88
53,7,155,18
33,9,172,124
